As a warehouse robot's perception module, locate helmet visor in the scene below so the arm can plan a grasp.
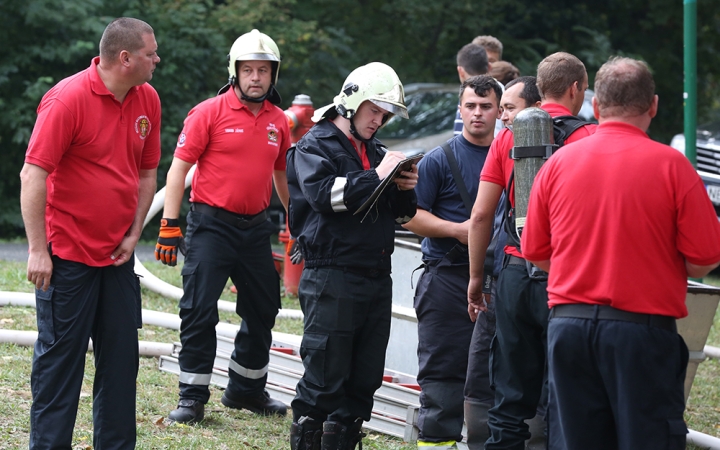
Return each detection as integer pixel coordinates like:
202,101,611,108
370,99,409,119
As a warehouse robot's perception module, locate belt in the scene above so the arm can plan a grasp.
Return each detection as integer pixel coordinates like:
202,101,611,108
550,303,676,332
507,255,525,266
191,203,267,229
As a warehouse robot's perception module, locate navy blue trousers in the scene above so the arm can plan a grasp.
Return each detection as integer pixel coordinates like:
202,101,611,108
30,255,141,450
465,280,496,405
547,314,688,450
414,259,476,442
291,267,392,425
486,263,548,450
178,211,280,402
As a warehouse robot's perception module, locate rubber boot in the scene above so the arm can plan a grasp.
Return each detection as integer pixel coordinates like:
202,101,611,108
463,399,491,450
291,416,323,450
524,414,546,450
321,419,365,450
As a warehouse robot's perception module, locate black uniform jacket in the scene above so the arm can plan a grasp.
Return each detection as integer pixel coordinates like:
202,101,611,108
287,119,417,272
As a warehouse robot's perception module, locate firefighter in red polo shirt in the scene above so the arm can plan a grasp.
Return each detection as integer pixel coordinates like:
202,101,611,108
156,29,291,424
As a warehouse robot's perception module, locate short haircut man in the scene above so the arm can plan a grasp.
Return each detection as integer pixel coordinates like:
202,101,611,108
504,76,542,108
467,51,596,449
457,43,489,79
537,52,587,100
472,35,503,62
455,44,499,137
404,74,500,448
521,56,720,450
20,17,160,449
99,17,154,60
460,74,503,106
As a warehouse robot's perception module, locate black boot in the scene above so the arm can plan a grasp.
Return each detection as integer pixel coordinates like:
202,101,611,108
321,419,365,450
290,416,323,450
464,399,491,450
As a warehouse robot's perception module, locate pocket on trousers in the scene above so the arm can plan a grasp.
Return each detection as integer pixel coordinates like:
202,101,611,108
179,263,197,310
133,274,143,328
666,418,688,449
488,334,497,391
35,286,55,345
300,332,328,387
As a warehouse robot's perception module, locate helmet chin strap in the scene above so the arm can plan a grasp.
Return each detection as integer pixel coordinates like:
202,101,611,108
238,85,269,103
349,115,379,144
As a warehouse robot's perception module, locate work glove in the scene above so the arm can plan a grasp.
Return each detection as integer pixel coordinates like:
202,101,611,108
155,218,186,266
288,236,303,265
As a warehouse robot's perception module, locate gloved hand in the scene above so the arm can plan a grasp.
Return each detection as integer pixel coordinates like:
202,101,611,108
155,218,186,266
288,237,303,265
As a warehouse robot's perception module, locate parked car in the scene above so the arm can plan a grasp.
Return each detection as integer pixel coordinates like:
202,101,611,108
273,84,597,222
377,83,598,155
670,126,720,216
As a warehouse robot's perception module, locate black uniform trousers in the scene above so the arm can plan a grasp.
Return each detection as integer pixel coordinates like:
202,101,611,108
465,280,497,405
486,261,548,450
178,210,280,402
414,258,476,443
547,313,688,450
30,254,141,450
291,266,392,425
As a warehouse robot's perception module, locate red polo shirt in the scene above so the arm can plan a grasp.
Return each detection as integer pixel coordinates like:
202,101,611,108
174,89,291,215
25,57,161,266
522,121,720,318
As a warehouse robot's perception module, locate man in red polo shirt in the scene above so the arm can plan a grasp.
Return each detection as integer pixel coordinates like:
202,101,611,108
467,52,596,449
157,29,290,424
20,17,161,449
522,57,720,450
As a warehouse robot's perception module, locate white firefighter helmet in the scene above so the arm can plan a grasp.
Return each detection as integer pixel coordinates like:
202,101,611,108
312,62,408,123
218,29,282,104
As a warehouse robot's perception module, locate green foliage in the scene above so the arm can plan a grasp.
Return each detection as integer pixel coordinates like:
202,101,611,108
3,0,720,238
0,0,110,235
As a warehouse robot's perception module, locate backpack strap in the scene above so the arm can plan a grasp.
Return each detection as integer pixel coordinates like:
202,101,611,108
442,142,474,215
553,115,589,147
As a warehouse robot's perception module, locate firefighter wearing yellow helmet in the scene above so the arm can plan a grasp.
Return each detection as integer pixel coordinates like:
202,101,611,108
286,62,418,449
218,28,282,105
313,61,408,142
160,30,291,424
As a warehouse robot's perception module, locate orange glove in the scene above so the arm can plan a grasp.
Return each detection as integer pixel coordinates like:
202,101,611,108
155,218,186,266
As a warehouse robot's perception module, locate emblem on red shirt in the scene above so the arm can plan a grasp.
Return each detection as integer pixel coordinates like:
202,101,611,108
135,115,151,140
267,123,279,144
177,132,187,147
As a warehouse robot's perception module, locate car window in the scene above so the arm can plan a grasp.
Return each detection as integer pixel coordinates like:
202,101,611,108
377,90,457,140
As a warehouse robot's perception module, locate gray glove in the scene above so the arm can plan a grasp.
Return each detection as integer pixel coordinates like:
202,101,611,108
289,238,303,265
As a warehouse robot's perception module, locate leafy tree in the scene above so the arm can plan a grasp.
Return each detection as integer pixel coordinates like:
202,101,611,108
0,0,111,235
2,0,720,238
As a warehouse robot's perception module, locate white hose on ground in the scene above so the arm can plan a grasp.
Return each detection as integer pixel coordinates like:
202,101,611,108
0,329,174,357
0,291,35,307
687,429,720,449
134,261,303,320
704,345,720,360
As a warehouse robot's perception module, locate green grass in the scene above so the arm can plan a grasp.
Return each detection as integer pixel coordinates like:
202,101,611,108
3,261,720,448
0,259,413,449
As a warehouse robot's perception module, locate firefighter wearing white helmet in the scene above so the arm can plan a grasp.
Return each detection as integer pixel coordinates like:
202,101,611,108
286,62,418,450
218,28,282,105
160,30,291,424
